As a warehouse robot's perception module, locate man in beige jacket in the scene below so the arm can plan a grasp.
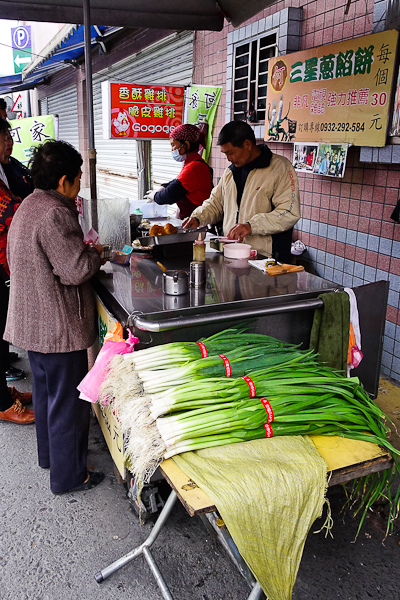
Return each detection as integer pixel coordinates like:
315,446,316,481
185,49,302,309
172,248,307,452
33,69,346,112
182,120,300,262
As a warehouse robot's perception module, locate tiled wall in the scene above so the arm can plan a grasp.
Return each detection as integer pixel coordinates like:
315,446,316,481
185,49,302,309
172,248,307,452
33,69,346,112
294,148,400,381
194,0,400,383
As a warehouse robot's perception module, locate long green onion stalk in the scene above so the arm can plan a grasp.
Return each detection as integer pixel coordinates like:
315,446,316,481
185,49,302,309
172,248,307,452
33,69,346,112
125,328,297,371
98,326,300,407
139,347,314,394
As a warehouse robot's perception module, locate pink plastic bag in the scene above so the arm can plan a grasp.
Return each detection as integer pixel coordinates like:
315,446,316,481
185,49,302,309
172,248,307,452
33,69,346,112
78,330,138,403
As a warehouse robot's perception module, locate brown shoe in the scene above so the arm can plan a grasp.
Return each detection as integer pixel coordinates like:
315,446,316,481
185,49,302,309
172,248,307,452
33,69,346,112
0,399,35,424
10,386,32,405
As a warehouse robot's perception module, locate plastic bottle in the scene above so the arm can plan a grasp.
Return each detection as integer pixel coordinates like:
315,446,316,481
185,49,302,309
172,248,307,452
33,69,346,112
193,233,206,262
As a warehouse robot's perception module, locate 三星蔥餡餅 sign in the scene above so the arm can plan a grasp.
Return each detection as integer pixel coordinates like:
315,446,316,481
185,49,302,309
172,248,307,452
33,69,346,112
265,30,398,147
102,81,184,140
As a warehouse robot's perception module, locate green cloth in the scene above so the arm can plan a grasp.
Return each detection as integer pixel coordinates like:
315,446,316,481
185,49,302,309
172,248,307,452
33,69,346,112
173,436,327,600
309,291,350,372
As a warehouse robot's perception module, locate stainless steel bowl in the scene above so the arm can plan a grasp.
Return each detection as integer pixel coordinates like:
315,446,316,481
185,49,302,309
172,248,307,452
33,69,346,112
162,270,189,295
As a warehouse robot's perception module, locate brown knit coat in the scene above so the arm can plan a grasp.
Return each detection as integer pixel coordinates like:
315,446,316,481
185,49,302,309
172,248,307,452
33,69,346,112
4,188,101,353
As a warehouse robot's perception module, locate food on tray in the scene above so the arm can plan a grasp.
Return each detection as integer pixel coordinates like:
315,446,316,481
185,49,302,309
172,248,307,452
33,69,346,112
149,224,165,236
149,223,178,236
164,223,178,235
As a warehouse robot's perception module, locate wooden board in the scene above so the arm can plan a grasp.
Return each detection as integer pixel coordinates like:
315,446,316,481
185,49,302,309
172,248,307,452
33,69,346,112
310,435,393,485
160,459,216,517
160,436,393,517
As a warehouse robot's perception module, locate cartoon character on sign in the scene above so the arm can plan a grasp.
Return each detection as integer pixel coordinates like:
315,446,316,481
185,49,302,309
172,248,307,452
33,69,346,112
112,111,130,136
267,99,296,142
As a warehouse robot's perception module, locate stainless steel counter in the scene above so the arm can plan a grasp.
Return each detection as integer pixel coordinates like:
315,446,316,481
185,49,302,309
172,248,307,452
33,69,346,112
93,249,338,348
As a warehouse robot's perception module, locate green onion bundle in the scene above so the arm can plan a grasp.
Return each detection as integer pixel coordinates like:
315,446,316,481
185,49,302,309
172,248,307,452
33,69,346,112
127,328,296,371
108,325,400,535
98,325,301,407
139,347,314,394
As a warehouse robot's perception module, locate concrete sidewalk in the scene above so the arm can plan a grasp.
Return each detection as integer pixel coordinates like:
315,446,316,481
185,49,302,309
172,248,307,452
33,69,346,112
1,349,399,600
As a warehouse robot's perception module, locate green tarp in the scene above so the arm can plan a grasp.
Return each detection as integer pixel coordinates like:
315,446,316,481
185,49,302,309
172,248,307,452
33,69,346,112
173,435,327,600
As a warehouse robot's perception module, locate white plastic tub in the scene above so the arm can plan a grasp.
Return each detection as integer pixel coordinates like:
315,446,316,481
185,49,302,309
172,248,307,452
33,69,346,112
223,243,252,259
130,200,168,219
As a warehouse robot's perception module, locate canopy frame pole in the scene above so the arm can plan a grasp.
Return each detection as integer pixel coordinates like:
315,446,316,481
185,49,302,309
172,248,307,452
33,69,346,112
83,0,98,231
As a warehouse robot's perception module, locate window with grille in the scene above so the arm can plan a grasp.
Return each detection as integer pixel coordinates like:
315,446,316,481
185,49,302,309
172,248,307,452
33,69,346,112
233,33,277,123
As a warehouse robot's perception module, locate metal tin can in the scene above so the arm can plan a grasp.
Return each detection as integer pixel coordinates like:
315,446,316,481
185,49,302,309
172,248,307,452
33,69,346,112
100,244,113,261
190,286,206,306
162,270,189,295
190,261,206,288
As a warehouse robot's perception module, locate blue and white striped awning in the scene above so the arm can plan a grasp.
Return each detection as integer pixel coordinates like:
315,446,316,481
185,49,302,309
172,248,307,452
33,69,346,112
21,24,121,84
0,24,120,93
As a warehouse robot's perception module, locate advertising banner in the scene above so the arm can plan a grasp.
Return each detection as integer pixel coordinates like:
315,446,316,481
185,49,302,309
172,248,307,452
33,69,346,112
265,30,399,147
186,85,222,162
102,81,184,140
8,115,56,165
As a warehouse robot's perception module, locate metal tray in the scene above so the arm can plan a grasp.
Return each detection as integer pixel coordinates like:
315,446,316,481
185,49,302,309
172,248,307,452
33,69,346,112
136,226,207,247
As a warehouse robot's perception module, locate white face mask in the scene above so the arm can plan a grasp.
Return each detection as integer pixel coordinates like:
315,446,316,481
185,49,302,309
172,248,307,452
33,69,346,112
171,145,186,162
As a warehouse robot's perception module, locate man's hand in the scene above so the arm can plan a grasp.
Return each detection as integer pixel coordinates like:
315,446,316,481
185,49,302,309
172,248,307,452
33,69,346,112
182,216,200,229
226,222,251,242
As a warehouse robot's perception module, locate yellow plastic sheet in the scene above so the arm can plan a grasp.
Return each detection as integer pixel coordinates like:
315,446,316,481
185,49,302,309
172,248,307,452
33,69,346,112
173,435,327,600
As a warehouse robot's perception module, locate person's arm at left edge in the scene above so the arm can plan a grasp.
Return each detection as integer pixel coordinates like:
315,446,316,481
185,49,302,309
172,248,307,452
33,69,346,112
245,157,301,237
153,179,187,205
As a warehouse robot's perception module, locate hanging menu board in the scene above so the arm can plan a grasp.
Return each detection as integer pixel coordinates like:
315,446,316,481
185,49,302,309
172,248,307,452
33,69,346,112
265,30,399,147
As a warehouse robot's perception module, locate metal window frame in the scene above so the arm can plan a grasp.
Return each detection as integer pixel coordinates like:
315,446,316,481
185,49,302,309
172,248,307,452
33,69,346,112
232,31,278,122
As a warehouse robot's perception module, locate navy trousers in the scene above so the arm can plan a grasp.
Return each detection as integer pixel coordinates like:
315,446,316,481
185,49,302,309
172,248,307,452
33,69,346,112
28,349,90,493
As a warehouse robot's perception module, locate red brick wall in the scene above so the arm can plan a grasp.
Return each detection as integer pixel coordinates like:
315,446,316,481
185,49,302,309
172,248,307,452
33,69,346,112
194,0,400,382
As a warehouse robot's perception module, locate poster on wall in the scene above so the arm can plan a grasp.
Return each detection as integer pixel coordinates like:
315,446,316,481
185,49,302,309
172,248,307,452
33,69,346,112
293,142,348,177
265,30,399,147
8,114,57,165
185,84,222,162
315,143,348,176
293,144,318,172
102,81,184,140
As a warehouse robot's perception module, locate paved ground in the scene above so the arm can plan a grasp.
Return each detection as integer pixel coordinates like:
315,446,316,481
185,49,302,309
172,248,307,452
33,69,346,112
1,348,400,600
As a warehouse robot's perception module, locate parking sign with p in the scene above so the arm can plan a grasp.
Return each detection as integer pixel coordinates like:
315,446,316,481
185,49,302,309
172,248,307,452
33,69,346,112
11,26,32,74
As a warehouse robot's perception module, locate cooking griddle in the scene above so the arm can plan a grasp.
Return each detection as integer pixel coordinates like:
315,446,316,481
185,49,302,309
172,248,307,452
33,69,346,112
136,226,207,247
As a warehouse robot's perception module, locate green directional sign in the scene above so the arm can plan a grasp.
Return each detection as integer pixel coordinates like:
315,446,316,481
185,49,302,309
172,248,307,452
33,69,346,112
13,48,32,74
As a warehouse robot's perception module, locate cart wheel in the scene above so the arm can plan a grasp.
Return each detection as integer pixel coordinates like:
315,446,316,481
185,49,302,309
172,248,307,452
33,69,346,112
126,475,165,524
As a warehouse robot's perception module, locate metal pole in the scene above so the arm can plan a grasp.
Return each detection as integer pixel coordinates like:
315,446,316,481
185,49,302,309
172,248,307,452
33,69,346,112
83,0,98,231
137,140,152,199
25,90,31,118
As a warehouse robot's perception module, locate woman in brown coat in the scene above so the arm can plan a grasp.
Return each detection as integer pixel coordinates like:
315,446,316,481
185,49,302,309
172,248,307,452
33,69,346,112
5,140,104,494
